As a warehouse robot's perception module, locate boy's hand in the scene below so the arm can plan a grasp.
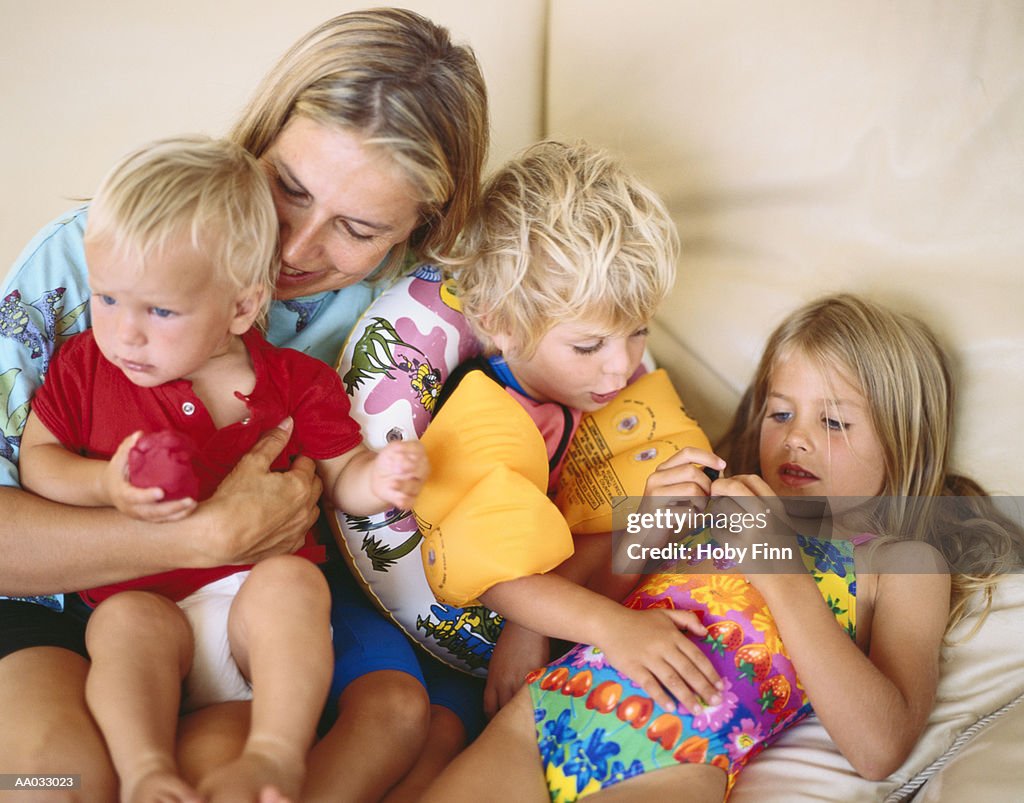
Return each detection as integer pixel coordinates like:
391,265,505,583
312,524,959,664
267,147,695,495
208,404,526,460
105,432,197,522
484,622,550,718
595,606,723,715
371,440,429,510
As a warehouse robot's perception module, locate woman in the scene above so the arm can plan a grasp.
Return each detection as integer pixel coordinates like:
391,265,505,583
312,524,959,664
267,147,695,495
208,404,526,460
0,8,488,800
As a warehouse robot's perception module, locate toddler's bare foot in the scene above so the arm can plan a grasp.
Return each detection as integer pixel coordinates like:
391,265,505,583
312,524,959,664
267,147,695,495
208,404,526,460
198,740,303,803
258,788,294,803
123,759,201,803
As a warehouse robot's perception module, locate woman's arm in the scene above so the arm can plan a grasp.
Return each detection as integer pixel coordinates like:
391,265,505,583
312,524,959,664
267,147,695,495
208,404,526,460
1,421,321,595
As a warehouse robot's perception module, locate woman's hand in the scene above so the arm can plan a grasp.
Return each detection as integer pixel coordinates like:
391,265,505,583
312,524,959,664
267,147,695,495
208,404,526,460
484,622,550,718
593,606,723,715
191,418,322,567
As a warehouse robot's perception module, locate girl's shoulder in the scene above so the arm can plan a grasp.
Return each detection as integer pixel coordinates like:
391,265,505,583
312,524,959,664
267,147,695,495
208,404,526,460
854,536,949,574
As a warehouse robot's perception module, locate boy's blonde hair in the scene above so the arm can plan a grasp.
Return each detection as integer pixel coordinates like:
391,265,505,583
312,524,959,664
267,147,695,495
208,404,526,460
449,141,679,358
718,293,1024,632
86,136,278,318
230,7,488,278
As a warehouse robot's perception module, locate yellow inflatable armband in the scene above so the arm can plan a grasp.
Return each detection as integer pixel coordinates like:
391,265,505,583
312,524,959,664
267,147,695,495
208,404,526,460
417,371,575,606
555,369,711,534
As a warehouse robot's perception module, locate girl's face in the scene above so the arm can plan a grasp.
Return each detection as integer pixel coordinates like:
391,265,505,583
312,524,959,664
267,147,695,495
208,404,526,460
261,116,422,300
495,319,650,412
758,349,887,499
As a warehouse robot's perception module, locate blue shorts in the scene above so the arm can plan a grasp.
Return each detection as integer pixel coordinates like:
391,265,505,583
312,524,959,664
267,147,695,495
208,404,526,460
319,556,485,738
0,595,92,661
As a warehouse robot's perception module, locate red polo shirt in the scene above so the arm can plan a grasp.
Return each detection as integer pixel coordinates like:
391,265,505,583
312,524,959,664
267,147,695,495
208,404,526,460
32,328,362,605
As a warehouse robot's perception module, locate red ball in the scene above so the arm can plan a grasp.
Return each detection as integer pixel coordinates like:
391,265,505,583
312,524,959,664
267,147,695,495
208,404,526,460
128,430,200,501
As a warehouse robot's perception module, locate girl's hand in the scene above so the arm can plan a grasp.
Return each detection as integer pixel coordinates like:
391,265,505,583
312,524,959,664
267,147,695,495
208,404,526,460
615,448,728,575
710,473,774,499
371,440,429,510
709,474,804,583
644,447,727,512
595,606,723,714
105,432,197,522
484,622,550,718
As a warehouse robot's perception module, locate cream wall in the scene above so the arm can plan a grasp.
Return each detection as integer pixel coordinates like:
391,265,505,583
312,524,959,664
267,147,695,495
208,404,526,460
4,1,1022,494
547,0,1024,494
0,0,545,274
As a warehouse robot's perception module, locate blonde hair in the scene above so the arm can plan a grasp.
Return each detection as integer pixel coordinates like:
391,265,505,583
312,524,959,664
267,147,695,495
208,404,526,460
718,293,1024,632
85,135,278,318
449,141,679,358
229,7,488,279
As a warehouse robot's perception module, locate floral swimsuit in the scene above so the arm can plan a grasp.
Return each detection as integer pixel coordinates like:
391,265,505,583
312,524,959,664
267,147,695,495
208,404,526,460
528,534,863,801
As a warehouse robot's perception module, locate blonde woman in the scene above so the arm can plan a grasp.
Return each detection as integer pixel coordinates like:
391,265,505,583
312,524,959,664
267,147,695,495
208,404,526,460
0,9,487,801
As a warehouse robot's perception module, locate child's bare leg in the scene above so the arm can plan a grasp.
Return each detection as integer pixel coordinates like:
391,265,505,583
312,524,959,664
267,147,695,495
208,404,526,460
0,645,118,801
198,556,331,803
381,704,467,802
588,763,726,801
302,670,430,802
177,701,250,783
421,689,548,802
84,591,197,803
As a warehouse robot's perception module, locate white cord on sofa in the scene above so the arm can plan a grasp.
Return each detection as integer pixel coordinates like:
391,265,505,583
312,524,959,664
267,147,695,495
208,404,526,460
884,691,1024,802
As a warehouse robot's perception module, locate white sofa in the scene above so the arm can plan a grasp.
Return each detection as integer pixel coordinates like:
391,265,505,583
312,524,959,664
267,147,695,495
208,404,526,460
4,2,1022,800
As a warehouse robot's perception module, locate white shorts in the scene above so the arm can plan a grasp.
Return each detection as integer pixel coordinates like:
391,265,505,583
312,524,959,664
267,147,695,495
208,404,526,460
177,571,252,713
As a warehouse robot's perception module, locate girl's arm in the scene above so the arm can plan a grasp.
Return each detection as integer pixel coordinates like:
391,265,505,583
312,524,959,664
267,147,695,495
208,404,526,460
755,554,948,779
713,473,949,779
318,440,428,517
481,572,723,715
1,420,321,595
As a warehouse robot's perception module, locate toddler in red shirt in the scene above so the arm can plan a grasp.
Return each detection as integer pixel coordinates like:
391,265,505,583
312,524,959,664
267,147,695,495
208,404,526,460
19,136,427,803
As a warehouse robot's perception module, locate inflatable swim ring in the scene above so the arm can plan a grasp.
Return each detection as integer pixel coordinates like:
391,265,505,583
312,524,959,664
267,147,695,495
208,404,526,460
329,264,711,675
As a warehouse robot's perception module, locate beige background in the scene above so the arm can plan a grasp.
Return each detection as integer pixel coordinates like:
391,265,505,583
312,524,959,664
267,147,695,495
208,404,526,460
3,1,1022,495
0,1,545,270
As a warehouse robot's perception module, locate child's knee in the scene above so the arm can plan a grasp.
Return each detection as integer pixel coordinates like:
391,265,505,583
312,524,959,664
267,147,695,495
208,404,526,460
86,590,190,651
246,555,329,602
342,670,431,740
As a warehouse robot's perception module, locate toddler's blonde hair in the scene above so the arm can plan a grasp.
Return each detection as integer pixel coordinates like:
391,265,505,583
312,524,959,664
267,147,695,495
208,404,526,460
86,135,278,319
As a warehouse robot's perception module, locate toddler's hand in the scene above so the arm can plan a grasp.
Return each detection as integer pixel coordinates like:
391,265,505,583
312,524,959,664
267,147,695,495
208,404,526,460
105,432,197,522
371,440,429,510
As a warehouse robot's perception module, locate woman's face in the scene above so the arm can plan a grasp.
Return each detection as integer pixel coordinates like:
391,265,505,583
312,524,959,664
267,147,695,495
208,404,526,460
261,116,422,300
